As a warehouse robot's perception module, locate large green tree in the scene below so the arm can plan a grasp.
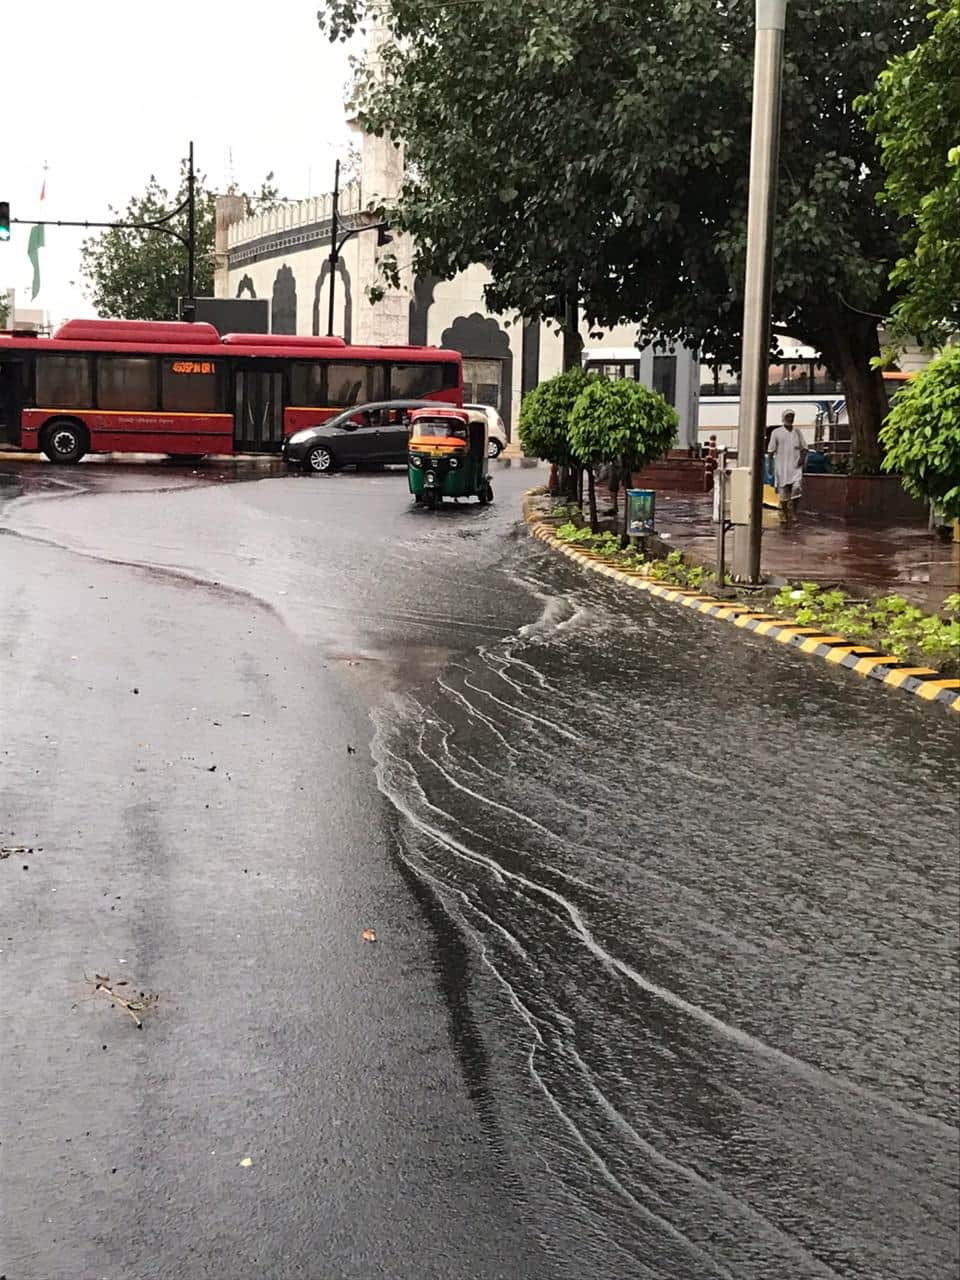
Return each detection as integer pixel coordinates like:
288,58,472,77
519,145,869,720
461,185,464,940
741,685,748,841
880,346,960,519
319,0,932,464
859,2,960,344
79,165,278,321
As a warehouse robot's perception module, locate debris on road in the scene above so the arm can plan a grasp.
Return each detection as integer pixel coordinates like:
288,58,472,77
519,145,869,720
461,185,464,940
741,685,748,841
361,928,377,943
239,1156,253,1168
85,973,159,1029
1,845,33,859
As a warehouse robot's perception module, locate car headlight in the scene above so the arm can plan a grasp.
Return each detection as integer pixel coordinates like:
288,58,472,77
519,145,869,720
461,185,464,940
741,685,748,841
287,429,314,445
410,456,422,468
448,457,459,469
425,470,437,484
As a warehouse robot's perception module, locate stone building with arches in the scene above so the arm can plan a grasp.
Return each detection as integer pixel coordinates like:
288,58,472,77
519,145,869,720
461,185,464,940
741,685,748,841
213,114,699,447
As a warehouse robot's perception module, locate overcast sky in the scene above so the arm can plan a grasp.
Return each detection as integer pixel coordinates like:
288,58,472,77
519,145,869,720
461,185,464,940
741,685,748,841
2,0,357,323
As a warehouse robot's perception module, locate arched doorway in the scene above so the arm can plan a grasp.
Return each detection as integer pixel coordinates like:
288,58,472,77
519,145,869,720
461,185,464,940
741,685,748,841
312,261,352,342
271,265,297,335
440,313,513,435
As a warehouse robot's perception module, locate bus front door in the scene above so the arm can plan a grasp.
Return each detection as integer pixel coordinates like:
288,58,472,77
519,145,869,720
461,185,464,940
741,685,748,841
235,364,285,454
0,358,27,447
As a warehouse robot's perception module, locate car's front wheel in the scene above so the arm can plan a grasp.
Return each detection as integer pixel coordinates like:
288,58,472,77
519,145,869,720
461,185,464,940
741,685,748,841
487,439,503,459
304,444,336,474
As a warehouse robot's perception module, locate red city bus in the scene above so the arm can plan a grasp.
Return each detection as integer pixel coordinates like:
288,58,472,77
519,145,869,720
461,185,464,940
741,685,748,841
0,318,462,463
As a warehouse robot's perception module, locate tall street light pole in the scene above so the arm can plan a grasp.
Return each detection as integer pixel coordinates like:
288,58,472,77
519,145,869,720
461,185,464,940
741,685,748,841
325,157,393,338
732,0,788,583
185,140,196,321
327,158,341,337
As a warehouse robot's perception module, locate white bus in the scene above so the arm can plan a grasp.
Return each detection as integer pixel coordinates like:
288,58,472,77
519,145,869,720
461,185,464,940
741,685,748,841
698,342,847,451
584,341,914,458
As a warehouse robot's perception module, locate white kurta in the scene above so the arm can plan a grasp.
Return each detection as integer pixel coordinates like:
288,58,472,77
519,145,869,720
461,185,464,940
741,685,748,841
768,426,806,493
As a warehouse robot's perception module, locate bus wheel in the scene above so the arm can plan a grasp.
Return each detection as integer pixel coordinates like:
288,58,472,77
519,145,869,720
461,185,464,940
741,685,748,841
41,419,88,465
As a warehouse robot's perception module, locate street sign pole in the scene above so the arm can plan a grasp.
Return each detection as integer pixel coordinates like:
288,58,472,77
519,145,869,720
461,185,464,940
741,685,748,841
731,0,788,583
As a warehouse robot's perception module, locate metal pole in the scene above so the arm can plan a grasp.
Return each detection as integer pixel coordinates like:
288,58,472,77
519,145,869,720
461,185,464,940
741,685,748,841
327,158,340,337
185,141,196,321
731,0,788,583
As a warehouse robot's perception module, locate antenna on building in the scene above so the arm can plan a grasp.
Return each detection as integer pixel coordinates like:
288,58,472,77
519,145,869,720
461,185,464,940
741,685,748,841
225,145,236,191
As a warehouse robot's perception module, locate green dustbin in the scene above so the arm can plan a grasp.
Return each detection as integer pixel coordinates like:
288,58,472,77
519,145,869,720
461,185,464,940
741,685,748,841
626,488,655,535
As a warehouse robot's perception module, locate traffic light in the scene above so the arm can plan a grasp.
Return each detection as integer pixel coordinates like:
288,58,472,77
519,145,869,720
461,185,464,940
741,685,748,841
0,202,10,241
376,223,393,248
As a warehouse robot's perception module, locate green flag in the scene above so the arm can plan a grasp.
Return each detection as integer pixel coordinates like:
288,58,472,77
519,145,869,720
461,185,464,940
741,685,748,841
27,224,45,300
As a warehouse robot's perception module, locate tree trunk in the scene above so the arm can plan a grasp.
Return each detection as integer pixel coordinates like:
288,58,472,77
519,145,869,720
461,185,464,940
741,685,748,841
561,291,582,372
822,316,889,470
621,461,631,548
577,466,585,511
587,467,598,532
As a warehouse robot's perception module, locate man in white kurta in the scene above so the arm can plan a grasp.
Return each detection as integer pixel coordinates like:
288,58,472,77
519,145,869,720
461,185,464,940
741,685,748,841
767,410,807,528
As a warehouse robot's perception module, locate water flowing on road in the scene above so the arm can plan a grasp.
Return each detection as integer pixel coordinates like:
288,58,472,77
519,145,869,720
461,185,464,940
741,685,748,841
2,460,957,1279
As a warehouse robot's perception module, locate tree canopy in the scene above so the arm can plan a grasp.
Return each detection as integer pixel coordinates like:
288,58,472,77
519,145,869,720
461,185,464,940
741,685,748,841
568,380,678,473
517,367,593,466
79,165,278,321
880,348,960,519
859,2,960,344
319,0,933,462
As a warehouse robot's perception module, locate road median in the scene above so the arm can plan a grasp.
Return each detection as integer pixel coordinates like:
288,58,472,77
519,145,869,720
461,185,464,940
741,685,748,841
523,489,960,715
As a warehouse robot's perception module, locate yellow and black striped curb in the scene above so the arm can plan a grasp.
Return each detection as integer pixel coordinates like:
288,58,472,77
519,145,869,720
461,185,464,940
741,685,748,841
522,498,960,715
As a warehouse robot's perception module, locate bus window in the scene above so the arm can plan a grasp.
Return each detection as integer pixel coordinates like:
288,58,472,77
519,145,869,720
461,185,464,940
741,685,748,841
776,361,812,395
36,355,93,409
390,362,454,398
706,365,740,396
160,358,224,413
327,362,385,407
97,356,158,411
811,363,842,395
290,361,327,407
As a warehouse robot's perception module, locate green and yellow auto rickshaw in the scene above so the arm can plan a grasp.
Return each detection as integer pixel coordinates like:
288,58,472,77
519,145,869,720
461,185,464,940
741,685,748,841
407,407,494,509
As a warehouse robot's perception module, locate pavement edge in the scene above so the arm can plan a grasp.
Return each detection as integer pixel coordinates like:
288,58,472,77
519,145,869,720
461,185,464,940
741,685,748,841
522,490,960,716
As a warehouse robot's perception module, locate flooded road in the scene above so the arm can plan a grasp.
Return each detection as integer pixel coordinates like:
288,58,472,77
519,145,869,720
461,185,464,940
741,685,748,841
1,459,957,1279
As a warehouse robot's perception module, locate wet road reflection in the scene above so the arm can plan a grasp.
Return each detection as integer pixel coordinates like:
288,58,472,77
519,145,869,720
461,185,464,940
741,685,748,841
372,552,959,1279
1,460,957,1278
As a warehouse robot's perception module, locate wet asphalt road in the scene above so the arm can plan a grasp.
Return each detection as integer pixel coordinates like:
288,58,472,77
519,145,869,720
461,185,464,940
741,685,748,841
0,457,958,1280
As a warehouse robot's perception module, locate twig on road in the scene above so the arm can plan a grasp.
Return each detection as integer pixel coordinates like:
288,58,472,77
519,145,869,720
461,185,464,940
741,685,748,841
84,972,158,1029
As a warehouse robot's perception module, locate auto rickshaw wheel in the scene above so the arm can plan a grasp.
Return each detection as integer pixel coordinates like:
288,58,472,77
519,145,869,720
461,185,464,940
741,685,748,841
424,491,440,510
478,480,493,505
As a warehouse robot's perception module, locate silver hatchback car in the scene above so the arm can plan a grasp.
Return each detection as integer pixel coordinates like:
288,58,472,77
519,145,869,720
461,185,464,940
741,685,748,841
465,403,509,458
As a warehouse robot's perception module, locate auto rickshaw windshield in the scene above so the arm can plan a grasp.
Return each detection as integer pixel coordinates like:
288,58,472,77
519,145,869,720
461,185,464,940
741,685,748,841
410,418,468,443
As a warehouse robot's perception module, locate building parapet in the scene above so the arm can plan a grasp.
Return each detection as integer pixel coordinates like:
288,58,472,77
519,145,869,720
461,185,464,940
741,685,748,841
226,180,364,250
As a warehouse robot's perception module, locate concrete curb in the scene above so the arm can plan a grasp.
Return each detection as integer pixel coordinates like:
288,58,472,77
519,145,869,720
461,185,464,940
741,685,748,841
522,492,960,716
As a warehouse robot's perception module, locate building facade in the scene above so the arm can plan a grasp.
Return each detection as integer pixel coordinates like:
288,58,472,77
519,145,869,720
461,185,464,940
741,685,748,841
213,122,700,448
